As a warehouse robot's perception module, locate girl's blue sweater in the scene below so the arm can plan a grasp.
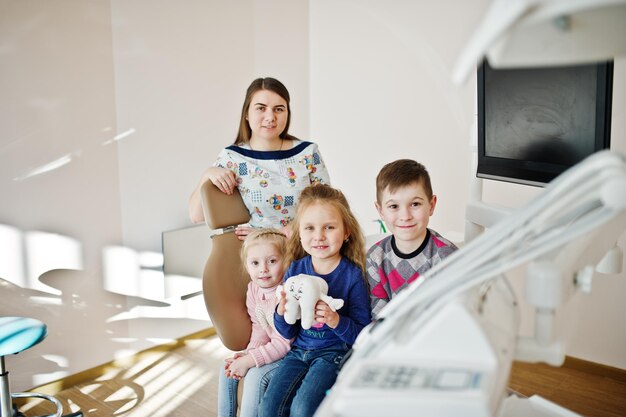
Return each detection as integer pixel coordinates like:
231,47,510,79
274,256,372,349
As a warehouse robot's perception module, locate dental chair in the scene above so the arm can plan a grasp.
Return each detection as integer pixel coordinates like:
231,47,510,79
200,180,252,351
0,317,64,417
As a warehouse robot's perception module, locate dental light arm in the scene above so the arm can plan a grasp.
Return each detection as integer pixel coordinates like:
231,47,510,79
316,150,626,417
452,0,626,84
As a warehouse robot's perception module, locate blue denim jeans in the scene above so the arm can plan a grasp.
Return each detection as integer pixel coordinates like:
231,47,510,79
217,361,281,417
259,344,348,417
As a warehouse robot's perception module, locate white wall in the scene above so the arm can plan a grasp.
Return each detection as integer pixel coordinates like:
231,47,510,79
1,0,624,392
111,0,257,252
310,0,487,240
309,0,626,369
0,0,310,390
0,0,127,388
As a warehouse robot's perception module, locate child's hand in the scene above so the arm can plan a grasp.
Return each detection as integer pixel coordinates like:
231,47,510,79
276,289,287,316
280,223,292,239
227,354,255,380
234,224,253,240
315,300,339,329
223,352,244,378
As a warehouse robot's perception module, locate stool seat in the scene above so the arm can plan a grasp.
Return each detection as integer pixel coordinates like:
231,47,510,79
0,317,68,417
0,317,47,357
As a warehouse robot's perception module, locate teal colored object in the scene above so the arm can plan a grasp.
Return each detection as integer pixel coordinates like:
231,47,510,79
0,317,47,356
0,316,65,417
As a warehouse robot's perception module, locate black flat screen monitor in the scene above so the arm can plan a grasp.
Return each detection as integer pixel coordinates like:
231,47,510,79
477,60,613,186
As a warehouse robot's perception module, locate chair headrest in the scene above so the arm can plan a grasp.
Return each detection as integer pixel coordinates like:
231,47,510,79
200,180,251,230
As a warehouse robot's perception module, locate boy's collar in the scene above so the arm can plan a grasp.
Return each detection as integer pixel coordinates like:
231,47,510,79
391,229,431,259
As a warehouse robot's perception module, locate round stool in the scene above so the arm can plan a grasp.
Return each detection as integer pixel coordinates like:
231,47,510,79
0,317,63,417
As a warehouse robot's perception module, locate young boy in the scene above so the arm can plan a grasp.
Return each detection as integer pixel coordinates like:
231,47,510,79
367,159,458,317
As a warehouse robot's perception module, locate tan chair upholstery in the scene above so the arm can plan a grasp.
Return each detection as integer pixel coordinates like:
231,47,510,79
200,180,252,351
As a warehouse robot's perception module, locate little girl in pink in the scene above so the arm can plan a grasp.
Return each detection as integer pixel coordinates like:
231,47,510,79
217,229,291,417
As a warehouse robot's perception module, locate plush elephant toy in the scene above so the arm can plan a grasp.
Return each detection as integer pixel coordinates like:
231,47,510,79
277,274,344,330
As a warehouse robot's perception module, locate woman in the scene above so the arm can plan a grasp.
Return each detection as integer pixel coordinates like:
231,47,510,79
189,77,330,238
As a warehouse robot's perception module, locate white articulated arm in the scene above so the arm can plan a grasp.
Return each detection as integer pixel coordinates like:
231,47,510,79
317,150,626,417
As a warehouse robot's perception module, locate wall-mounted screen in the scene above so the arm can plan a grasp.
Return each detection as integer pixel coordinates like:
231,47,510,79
477,60,613,186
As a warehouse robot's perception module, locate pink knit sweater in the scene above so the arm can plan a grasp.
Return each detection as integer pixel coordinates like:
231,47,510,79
245,282,291,367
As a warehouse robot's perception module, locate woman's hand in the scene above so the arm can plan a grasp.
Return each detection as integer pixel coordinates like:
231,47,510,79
204,167,237,195
315,300,339,329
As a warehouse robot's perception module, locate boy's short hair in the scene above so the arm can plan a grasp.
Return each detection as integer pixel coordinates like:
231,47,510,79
376,159,433,203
